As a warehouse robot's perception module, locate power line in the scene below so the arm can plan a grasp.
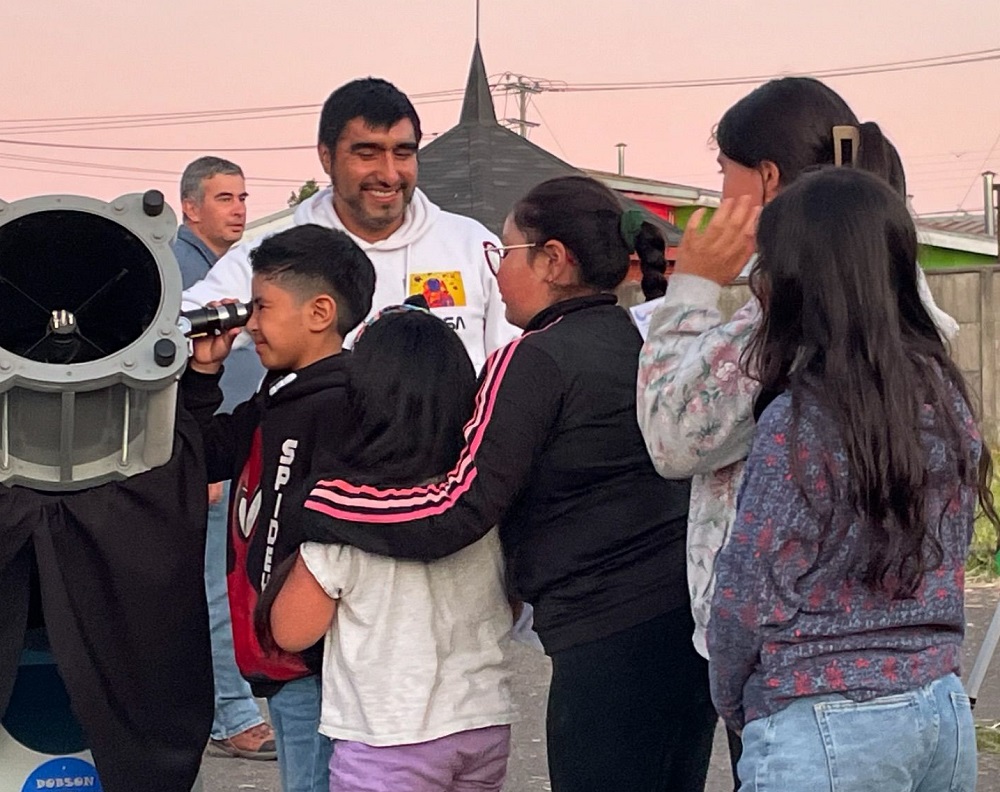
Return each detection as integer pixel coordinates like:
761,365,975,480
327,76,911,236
1,46,994,190
0,94,464,136
549,48,1000,92
0,162,301,194
0,111,318,136
0,163,179,185
6,47,993,131
0,152,304,183
0,139,315,153
0,104,316,125
0,89,465,125
0,46,992,144
956,128,1000,209
528,97,570,160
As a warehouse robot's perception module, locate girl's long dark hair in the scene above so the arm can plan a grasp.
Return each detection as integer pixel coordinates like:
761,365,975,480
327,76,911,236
744,168,997,597
255,309,477,651
716,76,906,196
338,310,477,485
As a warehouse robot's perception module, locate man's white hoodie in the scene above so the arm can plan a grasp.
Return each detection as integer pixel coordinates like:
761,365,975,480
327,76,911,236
182,187,518,372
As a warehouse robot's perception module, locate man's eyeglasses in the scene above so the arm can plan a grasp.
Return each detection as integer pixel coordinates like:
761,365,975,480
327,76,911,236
482,241,537,277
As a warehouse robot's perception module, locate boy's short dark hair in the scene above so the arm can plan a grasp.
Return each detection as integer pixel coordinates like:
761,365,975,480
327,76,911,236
249,224,375,337
318,78,422,151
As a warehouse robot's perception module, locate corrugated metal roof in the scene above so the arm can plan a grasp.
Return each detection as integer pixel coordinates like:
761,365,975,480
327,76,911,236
916,213,991,237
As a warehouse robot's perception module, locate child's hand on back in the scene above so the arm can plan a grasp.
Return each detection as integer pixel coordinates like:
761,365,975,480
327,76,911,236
188,299,243,374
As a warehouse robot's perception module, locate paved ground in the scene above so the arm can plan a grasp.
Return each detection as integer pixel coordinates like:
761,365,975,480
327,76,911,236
201,583,1000,791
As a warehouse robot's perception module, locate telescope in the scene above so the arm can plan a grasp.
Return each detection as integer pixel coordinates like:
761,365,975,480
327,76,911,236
0,190,188,490
0,190,208,792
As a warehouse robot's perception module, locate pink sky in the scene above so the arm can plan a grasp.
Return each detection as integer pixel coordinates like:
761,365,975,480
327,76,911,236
1,0,997,222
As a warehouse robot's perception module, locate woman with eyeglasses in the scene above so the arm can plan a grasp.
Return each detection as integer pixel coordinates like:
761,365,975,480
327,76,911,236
297,175,749,791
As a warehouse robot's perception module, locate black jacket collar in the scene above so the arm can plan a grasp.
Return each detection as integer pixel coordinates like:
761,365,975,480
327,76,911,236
524,293,618,333
260,350,351,406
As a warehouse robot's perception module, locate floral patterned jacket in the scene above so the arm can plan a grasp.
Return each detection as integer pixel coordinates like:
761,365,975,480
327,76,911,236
636,271,959,659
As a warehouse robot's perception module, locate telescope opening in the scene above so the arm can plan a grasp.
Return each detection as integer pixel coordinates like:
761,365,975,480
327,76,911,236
0,210,162,364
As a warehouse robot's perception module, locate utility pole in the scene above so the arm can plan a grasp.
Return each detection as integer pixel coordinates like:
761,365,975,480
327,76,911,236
984,171,996,239
497,74,541,137
995,183,1000,259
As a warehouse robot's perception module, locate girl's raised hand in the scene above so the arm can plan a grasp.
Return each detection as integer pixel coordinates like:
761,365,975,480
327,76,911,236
674,195,759,286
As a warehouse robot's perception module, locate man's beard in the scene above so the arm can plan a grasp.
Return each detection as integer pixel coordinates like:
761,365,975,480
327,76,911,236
341,183,413,234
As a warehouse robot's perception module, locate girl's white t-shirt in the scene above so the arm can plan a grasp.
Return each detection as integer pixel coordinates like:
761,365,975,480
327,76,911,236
299,529,517,746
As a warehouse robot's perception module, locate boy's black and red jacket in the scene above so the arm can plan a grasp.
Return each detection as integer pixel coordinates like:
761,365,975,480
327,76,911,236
182,352,352,696
300,295,692,654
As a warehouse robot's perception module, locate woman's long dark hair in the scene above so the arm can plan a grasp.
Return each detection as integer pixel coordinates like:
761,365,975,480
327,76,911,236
513,175,669,300
255,309,477,651
744,168,997,597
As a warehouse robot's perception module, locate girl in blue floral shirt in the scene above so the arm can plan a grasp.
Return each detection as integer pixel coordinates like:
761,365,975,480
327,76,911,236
707,167,996,791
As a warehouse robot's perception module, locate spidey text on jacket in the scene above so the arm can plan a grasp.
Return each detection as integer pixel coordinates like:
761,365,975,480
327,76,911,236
261,437,298,590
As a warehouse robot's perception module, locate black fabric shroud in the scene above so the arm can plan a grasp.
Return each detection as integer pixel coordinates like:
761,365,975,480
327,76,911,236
0,408,212,792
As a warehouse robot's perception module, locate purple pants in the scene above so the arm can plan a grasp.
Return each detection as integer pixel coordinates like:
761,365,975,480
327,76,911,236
328,724,510,792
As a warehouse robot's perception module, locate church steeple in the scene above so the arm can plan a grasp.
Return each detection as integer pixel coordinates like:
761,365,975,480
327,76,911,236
459,40,497,126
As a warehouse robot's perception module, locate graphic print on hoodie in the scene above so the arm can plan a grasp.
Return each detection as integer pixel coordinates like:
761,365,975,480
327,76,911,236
228,427,310,683
182,187,518,372
181,353,354,695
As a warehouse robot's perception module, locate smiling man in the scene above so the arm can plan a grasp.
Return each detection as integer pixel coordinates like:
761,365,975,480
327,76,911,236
179,78,516,792
183,78,516,374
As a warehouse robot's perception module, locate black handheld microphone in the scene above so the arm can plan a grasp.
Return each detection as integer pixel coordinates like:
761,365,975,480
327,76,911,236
178,302,253,338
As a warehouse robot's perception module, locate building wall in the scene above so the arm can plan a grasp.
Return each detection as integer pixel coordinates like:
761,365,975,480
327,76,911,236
668,205,996,270
713,267,1000,441
916,246,996,269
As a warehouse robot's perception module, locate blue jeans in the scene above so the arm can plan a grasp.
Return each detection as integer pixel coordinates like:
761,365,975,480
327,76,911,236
268,675,331,792
738,673,976,792
205,483,264,740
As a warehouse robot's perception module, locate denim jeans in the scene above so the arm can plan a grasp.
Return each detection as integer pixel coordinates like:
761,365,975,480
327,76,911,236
205,483,264,740
268,675,331,792
738,673,976,792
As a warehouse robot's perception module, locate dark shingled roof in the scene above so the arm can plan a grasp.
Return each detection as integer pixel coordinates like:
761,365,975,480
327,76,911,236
418,42,681,245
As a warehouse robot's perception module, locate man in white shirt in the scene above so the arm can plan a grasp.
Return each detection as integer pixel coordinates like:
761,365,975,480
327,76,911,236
183,77,517,372
181,77,519,792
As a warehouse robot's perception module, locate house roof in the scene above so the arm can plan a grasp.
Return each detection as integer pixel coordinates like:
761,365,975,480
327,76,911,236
914,212,997,256
417,41,682,244
916,212,990,237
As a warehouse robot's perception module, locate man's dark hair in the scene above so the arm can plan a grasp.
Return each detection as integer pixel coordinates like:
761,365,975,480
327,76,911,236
317,77,422,150
249,224,375,337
